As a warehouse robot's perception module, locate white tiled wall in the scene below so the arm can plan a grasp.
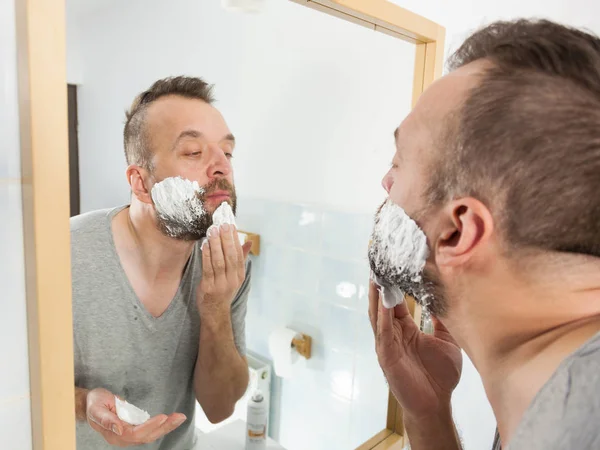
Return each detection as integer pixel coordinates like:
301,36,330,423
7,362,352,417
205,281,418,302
1,0,33,448
237,197,389,450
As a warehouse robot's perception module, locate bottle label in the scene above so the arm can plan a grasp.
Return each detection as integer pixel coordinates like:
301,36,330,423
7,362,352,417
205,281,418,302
247,425,266,439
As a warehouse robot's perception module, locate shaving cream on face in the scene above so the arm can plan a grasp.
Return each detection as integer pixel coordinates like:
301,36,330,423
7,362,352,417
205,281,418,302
115,397,150,426
369,200,431,308
151,176,206,238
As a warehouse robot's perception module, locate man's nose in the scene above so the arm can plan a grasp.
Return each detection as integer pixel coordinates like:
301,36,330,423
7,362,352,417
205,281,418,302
205,145,231,179
381,171,393,194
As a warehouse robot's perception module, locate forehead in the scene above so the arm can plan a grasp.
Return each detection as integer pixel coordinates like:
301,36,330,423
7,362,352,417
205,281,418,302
144,95,230,141
394,62,486,159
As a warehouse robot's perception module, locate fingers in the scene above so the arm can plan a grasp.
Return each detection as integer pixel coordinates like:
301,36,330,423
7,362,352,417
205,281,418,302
242,241,252,260
87,404,124,436
201,239,214,284
377,295,394,344
208,226,226,277
368,281,380,334
393,299,411,321
139,413,187,443
119,414,173,444
219,224,240,281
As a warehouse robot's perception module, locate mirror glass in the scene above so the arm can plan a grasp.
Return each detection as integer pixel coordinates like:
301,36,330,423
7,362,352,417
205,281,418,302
66,1,415,449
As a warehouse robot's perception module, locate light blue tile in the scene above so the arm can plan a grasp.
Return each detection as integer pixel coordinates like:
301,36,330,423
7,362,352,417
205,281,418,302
354,312,376,359
261,200,290,246
318,257,365,310
261,244,290,286
320,302,359,352
285,291,321,327
0,183,31,400
352,353,388,406
283,249,321,295
313,347,355,401
348,394,388,449
280,203,323,253
260,283,289,325
348,355,389,447
0,397,32,450
245,313,271,359
322,211,373,261
315,392,352,446
235,196,267,235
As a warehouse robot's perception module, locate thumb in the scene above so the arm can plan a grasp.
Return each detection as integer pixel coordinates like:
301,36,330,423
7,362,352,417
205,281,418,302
242,241,252,260
88,405,123,436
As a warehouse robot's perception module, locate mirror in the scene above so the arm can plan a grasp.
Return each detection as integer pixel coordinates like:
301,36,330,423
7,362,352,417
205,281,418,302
63,1,418,449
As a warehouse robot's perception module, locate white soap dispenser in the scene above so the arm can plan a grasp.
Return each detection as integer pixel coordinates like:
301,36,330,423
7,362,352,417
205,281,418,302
245,389,267,450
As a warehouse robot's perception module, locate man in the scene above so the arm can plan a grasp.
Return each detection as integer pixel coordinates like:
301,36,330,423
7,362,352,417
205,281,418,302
71,76,252,449
368,20,600,450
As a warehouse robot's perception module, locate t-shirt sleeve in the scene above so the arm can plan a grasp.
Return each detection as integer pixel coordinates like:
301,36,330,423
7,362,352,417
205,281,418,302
230,258,252,356
73,329,83,386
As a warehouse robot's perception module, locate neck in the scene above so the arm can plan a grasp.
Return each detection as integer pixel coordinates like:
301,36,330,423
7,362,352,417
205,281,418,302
444,254,600,446
115,200,196,280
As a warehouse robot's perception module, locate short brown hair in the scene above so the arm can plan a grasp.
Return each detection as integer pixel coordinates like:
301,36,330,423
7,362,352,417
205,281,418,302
428,20,600,258
124,76,215,170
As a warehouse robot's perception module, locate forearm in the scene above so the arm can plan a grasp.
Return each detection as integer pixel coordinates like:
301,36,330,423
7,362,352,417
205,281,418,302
194,305,249,423
75,387,89,422
404,405,462,450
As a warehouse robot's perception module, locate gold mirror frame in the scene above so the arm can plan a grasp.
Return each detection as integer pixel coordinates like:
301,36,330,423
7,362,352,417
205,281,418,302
16,0,444,448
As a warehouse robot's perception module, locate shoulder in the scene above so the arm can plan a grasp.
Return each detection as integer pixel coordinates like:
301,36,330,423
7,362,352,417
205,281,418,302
510,333,600,449
561,333,600,408
70,207,123,266
70,208,115,238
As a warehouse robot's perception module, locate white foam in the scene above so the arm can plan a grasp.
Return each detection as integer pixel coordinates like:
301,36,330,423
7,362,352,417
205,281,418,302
370,201,430,308
212,202,236,227
151,176,206,236
209,202,247,246
371,201,429,278
115,397,150,426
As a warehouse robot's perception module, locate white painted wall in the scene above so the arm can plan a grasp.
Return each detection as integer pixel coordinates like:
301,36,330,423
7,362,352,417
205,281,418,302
0,0,33,448
390,0,600,67
67,0,413,215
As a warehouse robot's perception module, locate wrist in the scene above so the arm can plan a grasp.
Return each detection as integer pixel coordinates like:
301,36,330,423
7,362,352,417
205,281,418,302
404,403,453,425
75,387,90,422
404,403,461,449
198,302,232,328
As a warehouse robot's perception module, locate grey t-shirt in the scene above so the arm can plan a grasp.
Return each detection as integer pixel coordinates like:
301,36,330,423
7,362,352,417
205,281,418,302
492,331,600,450
71,207,251,450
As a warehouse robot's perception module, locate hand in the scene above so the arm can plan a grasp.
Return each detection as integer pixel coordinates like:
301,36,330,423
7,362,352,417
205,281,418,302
369,281,463,420
85,388,186,447
199,224,252,313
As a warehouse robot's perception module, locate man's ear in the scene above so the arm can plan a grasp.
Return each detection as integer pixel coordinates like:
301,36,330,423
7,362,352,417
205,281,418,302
435,197,494,268
126,165,153,205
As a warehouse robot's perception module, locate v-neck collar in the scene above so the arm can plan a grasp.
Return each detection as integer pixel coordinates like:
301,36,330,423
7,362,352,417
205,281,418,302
105,206,197,330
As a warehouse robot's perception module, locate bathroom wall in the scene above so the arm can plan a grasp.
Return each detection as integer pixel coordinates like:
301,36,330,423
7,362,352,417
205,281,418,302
0,0,33,448
66,0,411,215
236,197,385,449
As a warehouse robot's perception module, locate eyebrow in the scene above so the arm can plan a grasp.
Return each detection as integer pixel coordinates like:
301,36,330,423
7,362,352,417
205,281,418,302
394,127,400,141
172,130,236,151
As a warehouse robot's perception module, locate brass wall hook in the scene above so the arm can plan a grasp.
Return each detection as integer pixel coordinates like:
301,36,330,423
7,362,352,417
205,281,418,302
291,334,312,360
